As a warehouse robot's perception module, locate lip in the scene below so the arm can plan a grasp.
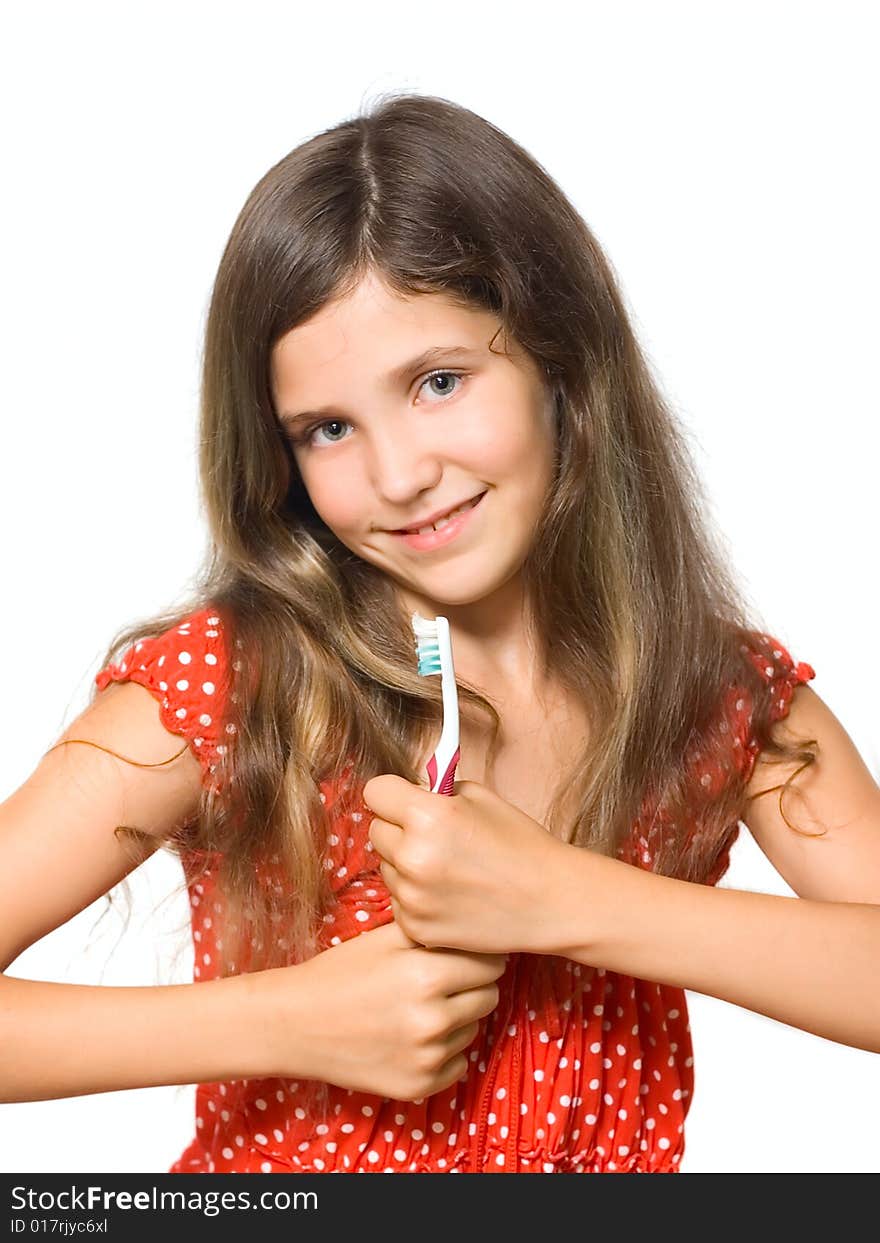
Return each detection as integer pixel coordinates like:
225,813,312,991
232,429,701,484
389,491,486,551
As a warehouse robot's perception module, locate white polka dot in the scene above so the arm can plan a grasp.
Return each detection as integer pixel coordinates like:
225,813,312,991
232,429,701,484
179,651,191,664
658,1136,671,1150
221,1147,233,1160
355,910,370,922
260,1161,272,1172
202,682,215,695
533,1069,544,1082
590,1042,601,1054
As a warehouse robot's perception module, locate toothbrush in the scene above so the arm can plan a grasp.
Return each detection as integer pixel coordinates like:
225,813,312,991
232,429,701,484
411,613,461,795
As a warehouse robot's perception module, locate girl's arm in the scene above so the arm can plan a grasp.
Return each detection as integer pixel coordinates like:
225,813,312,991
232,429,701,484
538,685,880,1053
544,848,880,1053
0,970,276,1103
366,685,880,1053
0,679,289,1102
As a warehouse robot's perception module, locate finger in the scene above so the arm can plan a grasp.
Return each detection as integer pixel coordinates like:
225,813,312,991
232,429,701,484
368,815,405,864
434,1050,471,1093
380,858,402,897
437,949,510,989
439,1018,482,1060
362,772,424,819
443,983,502,1030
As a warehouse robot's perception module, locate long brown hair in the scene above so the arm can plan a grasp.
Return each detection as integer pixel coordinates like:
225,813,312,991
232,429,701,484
69,91,818,980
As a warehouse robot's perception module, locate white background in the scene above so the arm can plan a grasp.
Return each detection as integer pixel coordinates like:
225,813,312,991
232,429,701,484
1,0,877,1175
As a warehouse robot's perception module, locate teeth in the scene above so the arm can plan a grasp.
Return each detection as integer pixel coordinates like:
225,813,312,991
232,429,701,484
412,495,480,535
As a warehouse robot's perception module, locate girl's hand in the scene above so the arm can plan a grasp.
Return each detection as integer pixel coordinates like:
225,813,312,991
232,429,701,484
259,920,506,1102
363,774,568,955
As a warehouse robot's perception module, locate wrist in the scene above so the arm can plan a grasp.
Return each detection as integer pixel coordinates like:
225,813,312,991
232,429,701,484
521,835,589,957
245,960,323,1082
526,837,618,960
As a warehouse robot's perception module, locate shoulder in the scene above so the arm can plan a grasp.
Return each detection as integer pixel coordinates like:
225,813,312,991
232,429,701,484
734,637,880,902
94,605,234,789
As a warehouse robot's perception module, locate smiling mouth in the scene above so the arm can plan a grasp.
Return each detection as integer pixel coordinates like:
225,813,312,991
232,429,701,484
392,492,486,535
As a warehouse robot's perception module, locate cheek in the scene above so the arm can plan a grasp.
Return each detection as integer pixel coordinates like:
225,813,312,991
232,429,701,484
463,403,553,480
298,468,362,531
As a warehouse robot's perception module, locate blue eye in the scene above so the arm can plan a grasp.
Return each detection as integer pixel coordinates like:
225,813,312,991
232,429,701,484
293,369,465,449
421,370,463,400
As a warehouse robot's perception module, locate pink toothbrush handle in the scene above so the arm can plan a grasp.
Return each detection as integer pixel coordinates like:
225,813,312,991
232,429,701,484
425,746,461,796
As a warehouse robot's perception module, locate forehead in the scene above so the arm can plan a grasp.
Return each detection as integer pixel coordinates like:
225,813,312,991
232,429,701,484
270,274,500,388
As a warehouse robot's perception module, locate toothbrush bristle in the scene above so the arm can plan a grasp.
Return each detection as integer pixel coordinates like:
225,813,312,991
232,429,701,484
416,645,442,676
411,612,443,677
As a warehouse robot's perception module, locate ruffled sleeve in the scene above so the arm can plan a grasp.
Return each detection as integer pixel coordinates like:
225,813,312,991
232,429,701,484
94,606,233,790
730,632,817,787
655,633,817,889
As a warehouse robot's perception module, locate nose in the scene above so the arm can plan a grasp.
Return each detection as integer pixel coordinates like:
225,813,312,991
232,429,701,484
367,418,443,512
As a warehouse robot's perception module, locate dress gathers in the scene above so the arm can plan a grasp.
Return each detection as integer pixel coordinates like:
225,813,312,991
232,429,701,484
94,607,815,1174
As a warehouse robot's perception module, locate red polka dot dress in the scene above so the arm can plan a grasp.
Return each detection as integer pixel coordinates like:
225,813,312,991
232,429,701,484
95,608,815,1173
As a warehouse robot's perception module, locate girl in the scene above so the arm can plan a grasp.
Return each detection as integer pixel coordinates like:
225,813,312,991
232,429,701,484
1,93,878,1175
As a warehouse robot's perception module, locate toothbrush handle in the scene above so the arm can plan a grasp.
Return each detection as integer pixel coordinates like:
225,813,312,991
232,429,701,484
426,745,461,796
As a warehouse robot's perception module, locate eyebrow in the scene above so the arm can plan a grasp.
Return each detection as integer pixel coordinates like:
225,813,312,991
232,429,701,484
277,345,483,426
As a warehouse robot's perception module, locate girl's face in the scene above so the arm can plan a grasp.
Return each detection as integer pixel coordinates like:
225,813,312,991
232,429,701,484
270,271,557,612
